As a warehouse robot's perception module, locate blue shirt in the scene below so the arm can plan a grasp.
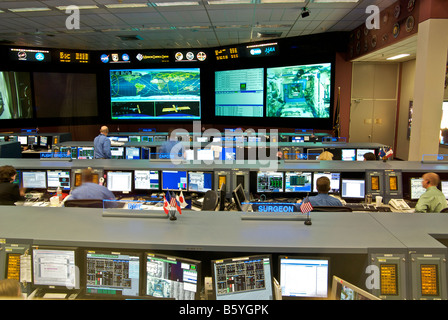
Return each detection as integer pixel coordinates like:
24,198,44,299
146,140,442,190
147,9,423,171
94,134,111,159
308,193,342,207
69,183,115,200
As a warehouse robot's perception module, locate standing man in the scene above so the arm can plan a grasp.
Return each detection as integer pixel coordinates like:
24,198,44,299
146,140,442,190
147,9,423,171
94,126,111,159
415,172,448,213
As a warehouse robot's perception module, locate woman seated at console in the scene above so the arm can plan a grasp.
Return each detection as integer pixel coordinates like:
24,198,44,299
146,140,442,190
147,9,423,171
0,165,25,205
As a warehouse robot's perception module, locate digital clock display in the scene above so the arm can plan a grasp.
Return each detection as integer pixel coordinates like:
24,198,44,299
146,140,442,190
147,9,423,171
58,51,90,63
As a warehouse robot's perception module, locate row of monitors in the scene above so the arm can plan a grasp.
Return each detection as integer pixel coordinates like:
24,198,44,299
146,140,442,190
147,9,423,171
7,245,335,300
1,135,51,147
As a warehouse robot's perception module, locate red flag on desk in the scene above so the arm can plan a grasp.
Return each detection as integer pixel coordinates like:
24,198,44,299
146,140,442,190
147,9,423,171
300,196,313,213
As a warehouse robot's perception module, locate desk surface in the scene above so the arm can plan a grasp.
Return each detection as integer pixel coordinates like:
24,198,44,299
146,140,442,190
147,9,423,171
1,206,447,254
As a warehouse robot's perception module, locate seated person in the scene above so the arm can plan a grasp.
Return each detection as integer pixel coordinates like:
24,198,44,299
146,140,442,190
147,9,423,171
0,279,23,298
0,165,25,205
67,168,115,201
318,151,333,160
415,172,448,213
363,152,376,161
300,176,342,207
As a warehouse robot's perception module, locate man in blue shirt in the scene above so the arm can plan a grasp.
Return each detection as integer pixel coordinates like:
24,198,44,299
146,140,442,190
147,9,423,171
308,176,342,207
93,126,111,159
68,168,115,201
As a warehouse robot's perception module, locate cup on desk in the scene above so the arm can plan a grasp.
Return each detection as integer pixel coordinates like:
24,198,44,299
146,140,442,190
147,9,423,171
375,196,383,206
49,196,60,207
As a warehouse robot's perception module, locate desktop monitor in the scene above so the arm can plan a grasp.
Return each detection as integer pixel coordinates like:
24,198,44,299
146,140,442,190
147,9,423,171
188,171,213,193
256,171,284,192
128,135,141,142
134,170,159,190
232,183,250,211
111,146,125,159
221,147,236,161
219,183,226,211
341,179,365,199
410,178,426,200
17,136,27,145
441,181,448,199
341,149,356,161
211,254,274,300
285,172,312,193
77,147,94,159
106,171,133,193
162,171,187,191
279,256,329,299
22,170,47,189
197,149,214,161
47,170,71,191
125,147,141,159
356,149,376,161
40,136,48,147
27,136,38,146
144,252,201,300
60,146,78,159
32,246,80,290
312,172,340,193
331,276,380,300
84,249,141,298
74,171,100,187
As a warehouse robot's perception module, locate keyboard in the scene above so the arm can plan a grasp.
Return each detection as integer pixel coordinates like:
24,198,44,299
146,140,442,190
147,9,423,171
344,203,379,212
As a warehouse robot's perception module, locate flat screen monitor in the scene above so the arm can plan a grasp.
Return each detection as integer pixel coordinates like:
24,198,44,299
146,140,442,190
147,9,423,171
256,171,284,192
47,170,71,190
266,63,331,119
279,256,329,299
74,172,100,187
106,171,132,193
145,252,201,300
188,171,213,192
331,276,380,300
40,136,48,147
85,249,141,298
232,183,249,211
212,255,274,300
134,170,159,190
441,181,448,199
17,136,27,145
341,149,356,161
111,146,125,159
162,171,187,190
110,68,201,120
341,179,365,199
125,147,141,159
215,67,264,118
221,147,236,160
356,149,375,161
291,136,304,143
77,147,94,159
285,172,312,192
32,246,79,289
128,135,141,142
22,170,47,189
197,149,214,161
27,135,38,146
312,172,340,193
410,178,426,200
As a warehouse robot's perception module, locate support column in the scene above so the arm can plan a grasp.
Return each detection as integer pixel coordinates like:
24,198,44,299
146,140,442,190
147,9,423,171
408,18,448,161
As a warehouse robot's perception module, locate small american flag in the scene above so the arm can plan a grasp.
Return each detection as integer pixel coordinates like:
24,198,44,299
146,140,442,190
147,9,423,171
300,196,313,213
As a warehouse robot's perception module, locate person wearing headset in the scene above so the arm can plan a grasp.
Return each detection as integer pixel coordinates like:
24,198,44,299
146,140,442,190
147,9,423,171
414,172,448,213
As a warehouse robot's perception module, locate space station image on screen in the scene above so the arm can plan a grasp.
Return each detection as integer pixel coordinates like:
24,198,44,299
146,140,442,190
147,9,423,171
110,68,201,120
266,63,331,118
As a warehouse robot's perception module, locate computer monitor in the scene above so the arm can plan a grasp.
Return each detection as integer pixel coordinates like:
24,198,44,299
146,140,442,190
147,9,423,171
134,170,159,190
111,146,125,159
125,147,141,159
84,249,141,298
17,136,27,145
77,147,94,159
221,147,236,161
341,179,365,199
197,149,214,161
60,146,78,159
27,136,38,146
47,170,71,191
291,136,304,143
22,170,47,189
161,171,187,190
312,172,340,193
285,172,312,192
106,171,133,193
441,181,448,199
219,183,226,211
144,252,201,300
211,254,274,300
410,178,426,200
256,171,284,193
40,136,48,147
279,256,329,299
331,276,380,300
128,135,141,142
74,170,100,187
232,183,249,211
32,246,80,290
341,149,356,161
356,149,376,161
188,171,213,193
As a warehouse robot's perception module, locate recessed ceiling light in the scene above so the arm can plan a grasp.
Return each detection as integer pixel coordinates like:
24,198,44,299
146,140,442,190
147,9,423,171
105,3,148,9
56,6,99,10
9,7,51,12
312,0,359,3
387,53,410,60
151,2,199,6
208,0,251,4
261,0,305,3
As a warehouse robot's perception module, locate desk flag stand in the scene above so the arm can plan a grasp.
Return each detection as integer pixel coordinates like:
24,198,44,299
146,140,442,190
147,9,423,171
300,195,313,225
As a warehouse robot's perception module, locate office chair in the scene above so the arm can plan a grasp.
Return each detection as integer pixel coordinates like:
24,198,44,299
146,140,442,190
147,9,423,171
64,199,104,208
311,206,352,212
441,207,448,213
201,190,218,211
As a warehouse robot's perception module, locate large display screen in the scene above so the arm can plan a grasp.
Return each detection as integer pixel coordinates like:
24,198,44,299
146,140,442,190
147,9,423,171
110,68,201,120
266,63,331,118
215,68,264,117
0,71,32,120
